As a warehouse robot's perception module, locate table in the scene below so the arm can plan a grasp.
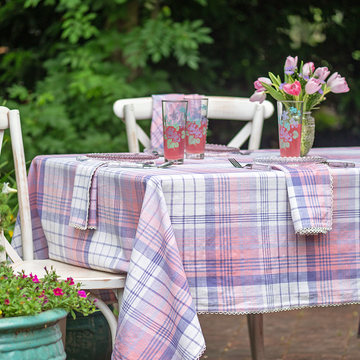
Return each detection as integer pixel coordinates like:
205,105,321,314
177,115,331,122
12,147,360,360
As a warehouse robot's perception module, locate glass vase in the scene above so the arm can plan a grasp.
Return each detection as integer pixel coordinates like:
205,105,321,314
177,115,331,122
300,112,315,157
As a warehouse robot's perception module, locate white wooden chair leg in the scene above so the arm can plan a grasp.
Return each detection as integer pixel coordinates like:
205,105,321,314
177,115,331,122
115,288,124,311
88,293,118,348
247,313,265,360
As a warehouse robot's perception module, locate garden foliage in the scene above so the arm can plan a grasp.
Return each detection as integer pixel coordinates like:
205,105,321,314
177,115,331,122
0,0,359,171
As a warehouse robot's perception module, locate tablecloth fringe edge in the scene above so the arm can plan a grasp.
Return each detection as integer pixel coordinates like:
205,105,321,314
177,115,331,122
196,345,207,360
296,226,332,236
197,301,360,315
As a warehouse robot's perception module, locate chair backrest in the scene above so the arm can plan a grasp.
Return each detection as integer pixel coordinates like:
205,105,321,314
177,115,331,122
0,106,33,261
113,96,274,153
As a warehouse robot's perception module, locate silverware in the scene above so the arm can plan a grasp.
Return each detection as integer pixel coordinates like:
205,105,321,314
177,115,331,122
106,160,174,169
238,150,254,155
228,158,271,171
156,161,174,168
326,161,355,168
76,155,90,162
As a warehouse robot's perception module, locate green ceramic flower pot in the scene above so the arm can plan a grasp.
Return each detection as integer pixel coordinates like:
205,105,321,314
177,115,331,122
65,308,112,360
0,308,67,359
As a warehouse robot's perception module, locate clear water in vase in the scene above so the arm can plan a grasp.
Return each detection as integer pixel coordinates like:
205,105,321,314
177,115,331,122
300,112,315,157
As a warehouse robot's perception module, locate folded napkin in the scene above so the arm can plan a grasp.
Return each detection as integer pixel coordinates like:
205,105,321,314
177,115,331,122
150,94,185,149
69,160,107,230
275,164,333,236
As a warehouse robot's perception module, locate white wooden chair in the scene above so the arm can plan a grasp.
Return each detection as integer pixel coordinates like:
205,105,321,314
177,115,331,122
113,95,274,153
0,106,126,348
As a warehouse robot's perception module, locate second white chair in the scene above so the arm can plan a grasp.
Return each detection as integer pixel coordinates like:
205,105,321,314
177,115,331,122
113,95,274,153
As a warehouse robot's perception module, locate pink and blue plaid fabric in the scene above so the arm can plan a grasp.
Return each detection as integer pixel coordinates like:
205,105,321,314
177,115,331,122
150,94,184,149
12,147,360,360
275,163,333,235
69,160,107,230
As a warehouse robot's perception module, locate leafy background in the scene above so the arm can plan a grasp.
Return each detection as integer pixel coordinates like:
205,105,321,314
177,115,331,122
0,0,359,170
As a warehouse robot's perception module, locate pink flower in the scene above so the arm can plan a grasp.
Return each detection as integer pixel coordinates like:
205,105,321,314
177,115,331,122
302,62,315,78
282,81,302,96
284,56,298,75
22,274,27,279
250,91,266,103
66,277,75,285
305,78,322,94
32,275,40,284
53,287,64,296
4,299,9,305
254,77,272,92
314,67,330,82
78,290,87,298
326,72,350,93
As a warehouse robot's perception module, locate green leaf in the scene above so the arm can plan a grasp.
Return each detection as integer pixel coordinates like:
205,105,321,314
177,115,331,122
261,83,287,102
268,72,281,86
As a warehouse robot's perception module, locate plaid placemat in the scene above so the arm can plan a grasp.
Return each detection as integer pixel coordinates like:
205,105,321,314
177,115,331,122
69,160,107,230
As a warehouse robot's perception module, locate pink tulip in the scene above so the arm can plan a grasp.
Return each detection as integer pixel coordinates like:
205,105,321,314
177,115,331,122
302,62,315,78
282,81,302,96
254,77,272,92
314,67,330,82
250,91,266,103
284,56,298,75
326,72,350,93
305,78,322,94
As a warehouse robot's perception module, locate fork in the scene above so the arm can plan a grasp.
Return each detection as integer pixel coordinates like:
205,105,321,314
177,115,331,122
228,158,249,168
228,158,271,171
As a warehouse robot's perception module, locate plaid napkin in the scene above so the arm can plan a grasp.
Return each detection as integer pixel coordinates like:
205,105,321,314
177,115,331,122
150,94,185,149
275,163,333,235
69,160,107,230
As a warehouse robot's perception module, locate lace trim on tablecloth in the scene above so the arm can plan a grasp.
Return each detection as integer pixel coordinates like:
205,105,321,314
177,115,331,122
197,300,360,315
196,345,207,360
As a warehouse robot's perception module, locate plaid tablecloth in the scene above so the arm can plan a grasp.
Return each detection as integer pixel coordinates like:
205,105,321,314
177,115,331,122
12,147,360,360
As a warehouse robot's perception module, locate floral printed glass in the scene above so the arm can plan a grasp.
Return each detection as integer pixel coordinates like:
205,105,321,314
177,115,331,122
184,97,209,159
277,100,303,157
162,100,188,164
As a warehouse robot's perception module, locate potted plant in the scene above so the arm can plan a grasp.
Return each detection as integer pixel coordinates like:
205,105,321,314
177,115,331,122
0,184,98,359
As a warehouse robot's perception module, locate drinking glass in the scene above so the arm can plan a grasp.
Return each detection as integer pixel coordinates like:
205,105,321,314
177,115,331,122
277,100,304,157
162,100,188,164
184,97,209,159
